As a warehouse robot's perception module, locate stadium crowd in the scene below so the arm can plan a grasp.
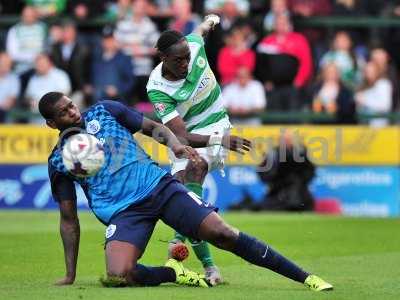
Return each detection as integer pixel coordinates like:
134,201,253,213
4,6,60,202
1,0,400,125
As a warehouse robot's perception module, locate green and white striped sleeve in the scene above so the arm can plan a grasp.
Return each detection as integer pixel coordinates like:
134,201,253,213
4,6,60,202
185,33,205,47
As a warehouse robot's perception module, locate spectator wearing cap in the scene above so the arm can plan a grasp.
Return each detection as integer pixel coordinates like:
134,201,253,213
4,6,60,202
114,0,159,104
50,20,91,108
89,26,135,104
0,52,20,123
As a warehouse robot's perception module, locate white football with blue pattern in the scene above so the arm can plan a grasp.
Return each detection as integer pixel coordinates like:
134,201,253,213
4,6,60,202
62,133,105,178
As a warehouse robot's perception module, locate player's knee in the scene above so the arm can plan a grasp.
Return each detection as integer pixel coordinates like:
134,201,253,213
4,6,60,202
185,158,208,182
107,262,133,280
207,224,238,250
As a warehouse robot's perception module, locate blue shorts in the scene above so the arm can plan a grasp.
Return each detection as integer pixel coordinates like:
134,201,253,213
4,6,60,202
105,175,217,252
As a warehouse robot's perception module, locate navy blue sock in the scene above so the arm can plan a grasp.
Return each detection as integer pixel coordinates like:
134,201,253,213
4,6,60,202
133,264,176,286
233,232,309,283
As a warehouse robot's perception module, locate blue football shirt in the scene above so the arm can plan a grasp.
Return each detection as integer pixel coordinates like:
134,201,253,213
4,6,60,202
48,100,168,224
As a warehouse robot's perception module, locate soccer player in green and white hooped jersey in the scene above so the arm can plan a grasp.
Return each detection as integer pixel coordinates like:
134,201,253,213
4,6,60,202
146,15,252,284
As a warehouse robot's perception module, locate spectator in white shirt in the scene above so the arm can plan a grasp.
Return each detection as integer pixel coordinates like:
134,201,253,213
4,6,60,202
0,52,20,123
114,0,160,104
6,6,47,75
355,61,392,127
222,67,266,125
370,48,400,110
25,53,71,123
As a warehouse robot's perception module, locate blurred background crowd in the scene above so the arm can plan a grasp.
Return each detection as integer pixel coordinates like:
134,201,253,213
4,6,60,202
1,0,400,126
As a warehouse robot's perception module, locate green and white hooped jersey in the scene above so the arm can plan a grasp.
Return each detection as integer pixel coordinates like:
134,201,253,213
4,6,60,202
146,34,228,132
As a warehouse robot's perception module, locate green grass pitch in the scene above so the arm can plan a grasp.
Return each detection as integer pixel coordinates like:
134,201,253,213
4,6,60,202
1,211,399,300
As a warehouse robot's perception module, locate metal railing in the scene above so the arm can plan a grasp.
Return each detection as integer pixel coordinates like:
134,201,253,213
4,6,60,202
295,16,400,28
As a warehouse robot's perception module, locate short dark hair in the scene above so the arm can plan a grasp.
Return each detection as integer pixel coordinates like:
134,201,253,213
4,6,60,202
38,91,64,119
156,30,184,54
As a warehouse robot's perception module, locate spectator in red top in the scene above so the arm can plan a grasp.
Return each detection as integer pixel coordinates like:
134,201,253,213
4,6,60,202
257,14,312,88
204,0,248,78
217,26,255,86
256,14,312,111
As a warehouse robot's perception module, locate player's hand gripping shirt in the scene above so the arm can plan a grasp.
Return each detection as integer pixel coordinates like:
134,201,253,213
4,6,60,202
147,34,227,132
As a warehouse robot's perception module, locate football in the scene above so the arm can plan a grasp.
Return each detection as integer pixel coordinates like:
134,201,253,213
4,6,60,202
62,133,105,178
170,242,189,262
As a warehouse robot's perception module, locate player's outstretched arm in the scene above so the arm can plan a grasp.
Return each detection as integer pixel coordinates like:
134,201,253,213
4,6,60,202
193,14,220,37
55,200,80,286
142,117,201,161
163,115,252,154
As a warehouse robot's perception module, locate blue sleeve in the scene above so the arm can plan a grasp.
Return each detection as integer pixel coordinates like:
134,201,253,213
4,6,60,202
48,164,77,203
100,100,144,133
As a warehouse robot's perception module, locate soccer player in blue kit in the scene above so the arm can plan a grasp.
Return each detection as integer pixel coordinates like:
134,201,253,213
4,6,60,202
41,91,333,291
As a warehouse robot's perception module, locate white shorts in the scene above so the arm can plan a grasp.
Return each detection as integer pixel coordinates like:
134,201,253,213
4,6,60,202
168,117,232,175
